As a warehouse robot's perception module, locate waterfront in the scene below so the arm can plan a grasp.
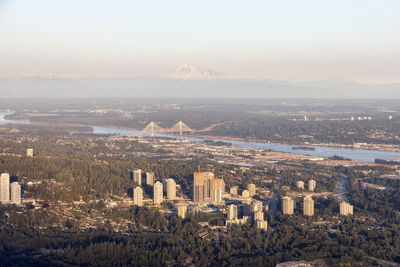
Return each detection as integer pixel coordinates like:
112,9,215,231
2,113,400,163
89,125,400,163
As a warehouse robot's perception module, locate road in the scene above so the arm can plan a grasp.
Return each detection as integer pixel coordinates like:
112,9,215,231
335,176,349,203
269,176,281,218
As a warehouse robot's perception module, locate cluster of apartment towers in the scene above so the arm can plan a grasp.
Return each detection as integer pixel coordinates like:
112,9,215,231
0,173,22,205
194,171,269,230
0,149,31,205
128,170,353,229
282,180,353,216
130,169,181,209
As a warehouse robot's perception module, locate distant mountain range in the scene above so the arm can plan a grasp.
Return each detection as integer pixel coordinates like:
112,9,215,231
0,65,399,98
166,64,223,80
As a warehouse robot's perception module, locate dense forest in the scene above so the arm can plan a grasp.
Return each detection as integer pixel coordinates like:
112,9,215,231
1,204,400,266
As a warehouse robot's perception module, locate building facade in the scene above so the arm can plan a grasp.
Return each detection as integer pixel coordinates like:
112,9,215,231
167,178,176,200
229,186,238,196
211,178,224,204
340,202,353,216
296,181,305,189
153,181,163,204
247,183,256,197
227,204,238,220
193,172,205,203
146,172,154,186
177,204,187,219
308,180,316,191
193,172,224,204
256,220,268,231
0,173,10,203
303,196,314,216
251,200,263,213
10,182,21,205
132,169,142,185
133,186,143,206
27,148,33,157
203,172,214,203
254,210,264,221
282,197,294,215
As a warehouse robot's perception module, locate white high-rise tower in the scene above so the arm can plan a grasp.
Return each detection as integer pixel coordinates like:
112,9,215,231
167,178,176,200
133,186,143,206
0,173,10,203
154,181,163,204
11,182,21,205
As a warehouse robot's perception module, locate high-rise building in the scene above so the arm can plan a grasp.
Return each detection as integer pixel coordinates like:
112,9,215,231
251,200,263,213
303,196,314,216
308,180,316,191
340,202,353,216
0,173,10,203
282,197,294,215
146,172,154,186
256,220,268,231
227,204,238,220
247,183,256,197
193,172,205,203
132,169,142,185
177,204,187,219
211,178,224,204
10,182,21,205
242,189,250,198
230,186,238,196
27,148,33,157
193,171,224,204
133,186,143,206
153,181,163,205
167,178,176,200
296,181,305,189
254,210,264,221
203,172,214,203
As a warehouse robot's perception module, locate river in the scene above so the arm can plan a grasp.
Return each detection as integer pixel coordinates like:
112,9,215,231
2,112,400,163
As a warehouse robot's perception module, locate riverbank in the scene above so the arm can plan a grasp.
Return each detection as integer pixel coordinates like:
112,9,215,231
2,112,400,163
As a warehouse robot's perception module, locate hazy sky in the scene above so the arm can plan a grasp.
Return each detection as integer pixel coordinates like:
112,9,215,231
0,0,399,83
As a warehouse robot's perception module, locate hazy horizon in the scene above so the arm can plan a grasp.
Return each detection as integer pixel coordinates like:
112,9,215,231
1,0,400,85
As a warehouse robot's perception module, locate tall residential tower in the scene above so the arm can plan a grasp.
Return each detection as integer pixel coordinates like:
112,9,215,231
154,181,163,205
10,182,21,205
0,173,10,203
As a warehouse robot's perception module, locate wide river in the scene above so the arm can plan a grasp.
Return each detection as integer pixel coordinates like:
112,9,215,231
2,112,400,163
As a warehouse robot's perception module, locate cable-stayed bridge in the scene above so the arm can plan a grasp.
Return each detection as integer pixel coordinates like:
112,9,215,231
107,120,225,139
142,120,194,136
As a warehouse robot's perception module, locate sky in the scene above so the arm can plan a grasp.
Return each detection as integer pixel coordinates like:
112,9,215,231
0,0,399,83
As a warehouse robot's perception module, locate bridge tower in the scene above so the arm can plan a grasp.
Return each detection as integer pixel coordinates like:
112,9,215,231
179,120,183,136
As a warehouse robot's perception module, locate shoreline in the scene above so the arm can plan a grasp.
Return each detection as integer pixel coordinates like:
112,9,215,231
3,112,400,154
88,124,400,154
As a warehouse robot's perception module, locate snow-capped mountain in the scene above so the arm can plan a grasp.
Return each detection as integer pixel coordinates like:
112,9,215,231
166,64,222,80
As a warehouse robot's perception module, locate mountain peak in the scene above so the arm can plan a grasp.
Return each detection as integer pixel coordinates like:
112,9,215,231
166,64,222,80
